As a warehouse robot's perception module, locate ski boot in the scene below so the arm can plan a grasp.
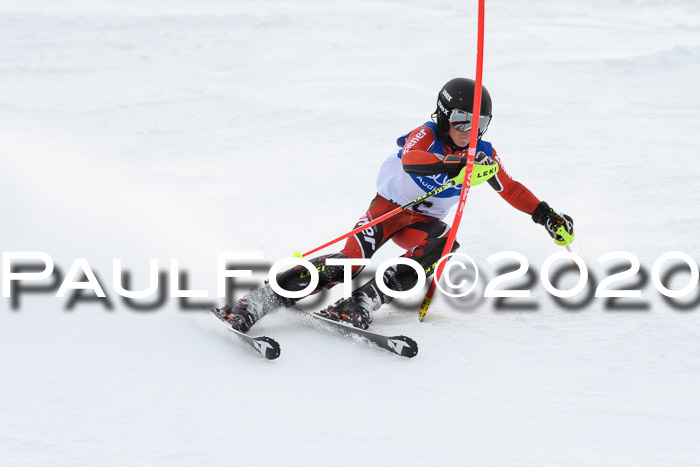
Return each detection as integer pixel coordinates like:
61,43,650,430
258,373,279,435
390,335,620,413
217,253,359,332
216,282,293,333
319,267,403,329
215,298,261,333
320,291,376,330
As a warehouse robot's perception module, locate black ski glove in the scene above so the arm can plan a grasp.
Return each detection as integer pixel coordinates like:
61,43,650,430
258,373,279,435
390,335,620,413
443,151,493,179
531,201,574,245
474,151,495,166
443,154,467,179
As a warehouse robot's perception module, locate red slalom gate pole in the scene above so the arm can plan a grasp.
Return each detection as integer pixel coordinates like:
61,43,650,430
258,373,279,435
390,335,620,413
418,0,486,322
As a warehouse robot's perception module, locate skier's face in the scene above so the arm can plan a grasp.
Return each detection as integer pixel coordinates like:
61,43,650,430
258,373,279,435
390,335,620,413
448,124,471,148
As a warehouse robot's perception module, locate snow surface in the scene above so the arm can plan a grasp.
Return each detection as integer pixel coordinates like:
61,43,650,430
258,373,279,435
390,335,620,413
2,0,700,465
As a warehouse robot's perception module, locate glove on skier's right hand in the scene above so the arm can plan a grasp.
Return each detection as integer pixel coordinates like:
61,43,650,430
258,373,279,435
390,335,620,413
443,154,466,180
445,151,495,186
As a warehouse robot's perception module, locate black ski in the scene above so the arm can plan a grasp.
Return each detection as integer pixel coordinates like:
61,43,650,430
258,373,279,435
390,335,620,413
297,308,418,358
208,308,281,360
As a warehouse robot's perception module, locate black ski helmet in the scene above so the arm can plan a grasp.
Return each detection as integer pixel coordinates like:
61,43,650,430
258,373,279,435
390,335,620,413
434,78,492,146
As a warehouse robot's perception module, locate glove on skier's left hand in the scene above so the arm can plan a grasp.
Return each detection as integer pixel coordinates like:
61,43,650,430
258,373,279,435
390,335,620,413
532,201,575,245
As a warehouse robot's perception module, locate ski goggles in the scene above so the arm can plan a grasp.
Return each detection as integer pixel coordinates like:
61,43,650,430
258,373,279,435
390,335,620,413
449,108,491,133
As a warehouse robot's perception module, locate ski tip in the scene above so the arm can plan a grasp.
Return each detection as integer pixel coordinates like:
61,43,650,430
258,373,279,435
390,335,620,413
387,335,419,358
252,336,282,360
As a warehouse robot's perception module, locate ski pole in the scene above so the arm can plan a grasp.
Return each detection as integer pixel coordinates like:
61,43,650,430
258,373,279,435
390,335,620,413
296,181,456,258
418,0,486,322
556,225,578,266
555,226,575,247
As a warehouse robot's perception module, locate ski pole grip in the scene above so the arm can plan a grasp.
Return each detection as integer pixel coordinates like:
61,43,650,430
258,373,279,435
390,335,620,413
555,226,575,246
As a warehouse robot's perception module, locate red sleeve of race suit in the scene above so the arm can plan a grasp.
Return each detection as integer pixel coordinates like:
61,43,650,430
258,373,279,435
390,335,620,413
400,126,449,176
400,130,540,214
490,148,541,214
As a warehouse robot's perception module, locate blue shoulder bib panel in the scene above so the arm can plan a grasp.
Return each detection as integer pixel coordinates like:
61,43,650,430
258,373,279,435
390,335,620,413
395,122,493,199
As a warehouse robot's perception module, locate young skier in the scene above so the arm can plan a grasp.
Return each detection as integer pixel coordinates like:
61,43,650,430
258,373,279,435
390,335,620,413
215,77,574,332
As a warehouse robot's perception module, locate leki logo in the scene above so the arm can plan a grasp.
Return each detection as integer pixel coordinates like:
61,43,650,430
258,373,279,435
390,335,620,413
441,89,453,102
477,167,497,178
300,264,325,279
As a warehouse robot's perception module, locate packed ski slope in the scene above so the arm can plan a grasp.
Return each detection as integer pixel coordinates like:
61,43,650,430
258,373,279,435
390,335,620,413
2,1,700,465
